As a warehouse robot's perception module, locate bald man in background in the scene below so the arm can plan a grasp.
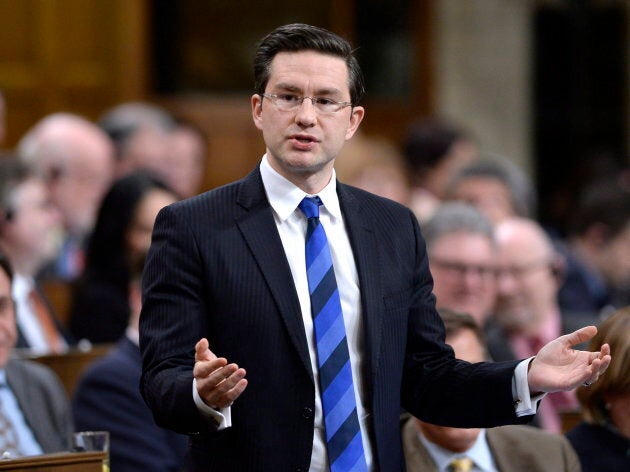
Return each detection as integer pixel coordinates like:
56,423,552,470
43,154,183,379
18,113,115,280
486,217,599,432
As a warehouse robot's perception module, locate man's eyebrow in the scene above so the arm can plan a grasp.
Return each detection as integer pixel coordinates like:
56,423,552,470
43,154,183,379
273,83,343,96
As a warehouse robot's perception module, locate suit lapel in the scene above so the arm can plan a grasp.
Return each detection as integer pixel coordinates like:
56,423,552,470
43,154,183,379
235,169,312,378
6,360,54,452
487,428,526,471
337,184,384,385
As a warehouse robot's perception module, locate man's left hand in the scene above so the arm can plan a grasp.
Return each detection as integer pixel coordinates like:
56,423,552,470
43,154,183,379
527,326,611,393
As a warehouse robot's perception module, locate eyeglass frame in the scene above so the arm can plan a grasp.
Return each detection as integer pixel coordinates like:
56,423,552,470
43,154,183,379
429,257,497,279
260,93,353,114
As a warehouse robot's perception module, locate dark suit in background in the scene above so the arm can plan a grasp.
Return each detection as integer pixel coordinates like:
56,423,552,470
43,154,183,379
6,358,73,452
140,168,529,471
73,336,187,472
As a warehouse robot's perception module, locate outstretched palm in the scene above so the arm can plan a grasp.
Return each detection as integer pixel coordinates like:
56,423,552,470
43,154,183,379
527,326,611,393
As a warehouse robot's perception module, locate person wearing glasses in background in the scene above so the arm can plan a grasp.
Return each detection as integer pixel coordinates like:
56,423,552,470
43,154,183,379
139,24,610,471
422,202,498,328
486,217,601,433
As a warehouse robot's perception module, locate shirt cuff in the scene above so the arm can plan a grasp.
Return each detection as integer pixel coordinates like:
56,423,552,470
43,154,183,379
192,378,232,429
512,357,546,416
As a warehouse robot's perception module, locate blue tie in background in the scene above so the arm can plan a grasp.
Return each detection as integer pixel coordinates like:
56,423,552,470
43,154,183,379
298,197,367,472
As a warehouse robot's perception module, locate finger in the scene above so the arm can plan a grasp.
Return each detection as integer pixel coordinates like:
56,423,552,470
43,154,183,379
195,338,217,362
207,363,240,387
193,357,228,379
564,326,597,347
205,369,248,408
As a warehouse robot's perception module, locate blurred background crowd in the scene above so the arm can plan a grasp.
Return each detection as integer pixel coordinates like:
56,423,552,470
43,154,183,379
0,1,627,471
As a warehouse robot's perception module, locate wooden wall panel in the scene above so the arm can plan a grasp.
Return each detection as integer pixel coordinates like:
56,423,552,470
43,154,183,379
0,0,148,147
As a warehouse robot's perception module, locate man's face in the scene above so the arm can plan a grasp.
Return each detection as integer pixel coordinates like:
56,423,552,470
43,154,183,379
0,269,16,367
3,178,62,273
494,222,557,332
251,51,364,192
416,328,485,452
598,223,630,290
449,177,515,224
429,232,497,325
50,133,114,236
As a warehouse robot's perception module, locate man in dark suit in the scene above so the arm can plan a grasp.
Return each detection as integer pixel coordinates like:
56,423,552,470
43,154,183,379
0,155,71,354
402,309,581,471
73,265,187,472
0,250,72,457
140,23,610,471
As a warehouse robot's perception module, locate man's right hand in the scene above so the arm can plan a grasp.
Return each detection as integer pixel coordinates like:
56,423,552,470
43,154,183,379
194,338,248,409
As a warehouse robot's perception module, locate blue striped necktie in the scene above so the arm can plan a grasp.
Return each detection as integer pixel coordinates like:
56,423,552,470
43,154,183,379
298,197,367,472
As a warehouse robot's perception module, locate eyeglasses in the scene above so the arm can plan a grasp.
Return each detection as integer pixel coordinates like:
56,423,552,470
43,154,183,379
496,260,551,279
261,93,353,114
430,258,497,279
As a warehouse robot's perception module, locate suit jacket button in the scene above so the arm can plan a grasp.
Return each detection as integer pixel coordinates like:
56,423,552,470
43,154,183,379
302,407,313,419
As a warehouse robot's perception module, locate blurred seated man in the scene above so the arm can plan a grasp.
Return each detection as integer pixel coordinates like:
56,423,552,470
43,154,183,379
402,116,478,223
17,113,115,280
402,309,581,472
335,131,411,205
558,178,630,318
0,155,71,353
72,257,187,472
423,202,497,327
163,117,208,199
98,101,177,179
444,156,536,225
487,217,599,432
0,249,73,457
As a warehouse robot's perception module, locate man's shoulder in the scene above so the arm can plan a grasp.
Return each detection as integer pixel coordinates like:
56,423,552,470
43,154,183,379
337,182,415,222
488,424,573,450
6,357,64,391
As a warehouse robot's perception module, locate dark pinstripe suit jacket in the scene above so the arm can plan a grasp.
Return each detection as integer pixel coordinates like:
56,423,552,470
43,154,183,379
139,166,528,471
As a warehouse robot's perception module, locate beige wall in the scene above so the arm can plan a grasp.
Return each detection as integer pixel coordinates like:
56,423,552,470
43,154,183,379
434,0,534,174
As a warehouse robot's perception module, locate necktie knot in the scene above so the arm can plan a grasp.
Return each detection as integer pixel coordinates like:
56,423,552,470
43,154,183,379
449,457,474,472
298,196,322,219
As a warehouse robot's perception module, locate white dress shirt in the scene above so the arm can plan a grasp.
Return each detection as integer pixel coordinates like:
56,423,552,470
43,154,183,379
0,370,43,457
13,275,49,355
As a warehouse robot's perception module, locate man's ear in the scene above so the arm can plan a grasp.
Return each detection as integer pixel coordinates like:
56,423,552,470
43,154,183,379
251,94,263,130
551,252,566,285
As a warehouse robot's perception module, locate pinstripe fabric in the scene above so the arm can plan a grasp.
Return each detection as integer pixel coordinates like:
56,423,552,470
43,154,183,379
299,197,367,472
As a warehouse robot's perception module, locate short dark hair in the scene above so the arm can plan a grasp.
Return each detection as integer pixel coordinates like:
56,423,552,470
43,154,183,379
0,248,13,282
403,117,471,174
253,23,365,106
568,178,629,241
438,308,489,359
0,153,32,222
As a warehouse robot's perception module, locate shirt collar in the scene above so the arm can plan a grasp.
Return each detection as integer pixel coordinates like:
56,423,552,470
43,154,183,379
260,155,342,222
12,274,34,300
0,370,6,387
419,428,495,472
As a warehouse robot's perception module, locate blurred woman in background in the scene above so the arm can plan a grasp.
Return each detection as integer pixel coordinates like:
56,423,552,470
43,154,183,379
566,307,630,472
69,171,177,344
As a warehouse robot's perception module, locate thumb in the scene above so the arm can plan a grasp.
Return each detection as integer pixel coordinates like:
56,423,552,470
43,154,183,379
563,326,597,348
195,338,216,362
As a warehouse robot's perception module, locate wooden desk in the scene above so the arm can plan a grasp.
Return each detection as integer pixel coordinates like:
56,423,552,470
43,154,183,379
13,344,113,397
0,451,106,472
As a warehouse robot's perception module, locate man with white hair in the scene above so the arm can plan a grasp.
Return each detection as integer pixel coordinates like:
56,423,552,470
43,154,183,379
18,113,115,279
